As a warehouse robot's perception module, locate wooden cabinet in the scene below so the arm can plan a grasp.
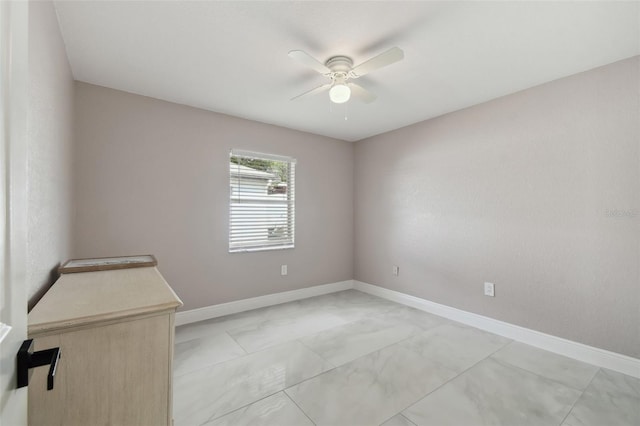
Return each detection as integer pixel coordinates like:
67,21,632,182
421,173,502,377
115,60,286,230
27,267,182,426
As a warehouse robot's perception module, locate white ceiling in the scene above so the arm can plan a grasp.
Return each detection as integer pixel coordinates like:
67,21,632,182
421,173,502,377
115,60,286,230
54,1,639,142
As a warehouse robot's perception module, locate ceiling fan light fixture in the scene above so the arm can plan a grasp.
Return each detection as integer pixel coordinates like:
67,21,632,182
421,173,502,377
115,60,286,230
289,47,403,104
329,83,351,104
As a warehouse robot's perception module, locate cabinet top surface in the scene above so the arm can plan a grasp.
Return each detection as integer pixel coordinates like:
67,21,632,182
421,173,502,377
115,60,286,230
28,267,183,336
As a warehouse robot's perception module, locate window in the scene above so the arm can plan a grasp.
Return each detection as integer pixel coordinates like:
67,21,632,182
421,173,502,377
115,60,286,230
229,150,296,252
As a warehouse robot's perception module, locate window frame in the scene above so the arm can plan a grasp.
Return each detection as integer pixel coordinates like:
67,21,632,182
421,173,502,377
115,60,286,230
228,149,296,253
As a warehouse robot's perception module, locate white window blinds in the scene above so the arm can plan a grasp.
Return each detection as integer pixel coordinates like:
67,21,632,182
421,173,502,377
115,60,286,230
229,150,296,252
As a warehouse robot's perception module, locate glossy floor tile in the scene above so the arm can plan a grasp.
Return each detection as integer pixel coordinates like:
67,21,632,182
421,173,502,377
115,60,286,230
377,305,449,330
403,358,582,426
492,341,599,390
380,414,417,426
561,369,640,426
174,332,246,377
204,392,313,426
175,308,268,344
173,340,331,425
300,316,421,366
402,322,511,373
285,343,459,426
228,311,349,353
173,290,640,426
303,290,400,322
590,367,640,396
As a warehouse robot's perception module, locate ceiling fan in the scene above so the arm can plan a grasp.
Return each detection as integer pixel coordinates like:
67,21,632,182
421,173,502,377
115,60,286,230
288,47,404,104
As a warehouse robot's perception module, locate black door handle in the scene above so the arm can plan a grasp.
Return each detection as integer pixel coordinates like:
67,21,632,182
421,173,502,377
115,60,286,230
17,339,61,391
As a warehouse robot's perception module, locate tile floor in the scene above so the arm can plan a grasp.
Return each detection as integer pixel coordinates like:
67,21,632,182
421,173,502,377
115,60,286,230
173,290,640,426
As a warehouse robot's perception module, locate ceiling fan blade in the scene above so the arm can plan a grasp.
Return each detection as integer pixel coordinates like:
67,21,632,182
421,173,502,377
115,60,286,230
349,83,377,103
351,47,404,77
290,83,332,101
288,50,331,74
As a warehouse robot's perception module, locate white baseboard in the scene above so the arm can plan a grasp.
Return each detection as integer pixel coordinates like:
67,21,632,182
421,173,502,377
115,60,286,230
175,280,354,326
354,281,640,379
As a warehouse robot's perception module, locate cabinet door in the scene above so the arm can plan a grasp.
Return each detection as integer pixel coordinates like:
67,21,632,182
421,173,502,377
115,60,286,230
29,314,171,426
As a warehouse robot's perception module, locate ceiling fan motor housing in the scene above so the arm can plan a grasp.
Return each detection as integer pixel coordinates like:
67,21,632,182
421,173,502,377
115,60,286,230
325,56,353,71
325,56,355,83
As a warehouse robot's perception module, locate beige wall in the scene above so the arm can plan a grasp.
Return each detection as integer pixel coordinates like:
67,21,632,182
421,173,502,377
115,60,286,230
27,0,75,307
71,57,638,357
73,83,354,311
354,57,639,358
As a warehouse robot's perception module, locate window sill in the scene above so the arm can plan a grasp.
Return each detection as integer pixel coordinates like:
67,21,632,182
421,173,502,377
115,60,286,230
229,244,294,254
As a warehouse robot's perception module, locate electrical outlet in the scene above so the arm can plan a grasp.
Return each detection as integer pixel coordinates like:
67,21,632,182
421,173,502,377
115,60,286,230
484,282,495,297
281,265,287,276
392,265,399,276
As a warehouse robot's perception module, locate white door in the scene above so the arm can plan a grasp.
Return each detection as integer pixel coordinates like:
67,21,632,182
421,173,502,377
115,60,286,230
0,0,29,424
